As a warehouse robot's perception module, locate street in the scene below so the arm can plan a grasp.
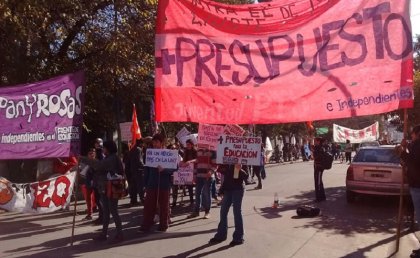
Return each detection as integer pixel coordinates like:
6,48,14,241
0,160,418,258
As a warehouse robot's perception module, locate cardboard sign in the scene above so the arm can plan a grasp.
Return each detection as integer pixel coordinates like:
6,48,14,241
224,124,245,136
145,149,179,169
119,122,132,142
176,127,191,141
197,124,224,150
173,163,194,185
216,135,262,166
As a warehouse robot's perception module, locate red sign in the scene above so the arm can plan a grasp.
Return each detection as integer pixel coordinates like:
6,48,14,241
155,0,413,124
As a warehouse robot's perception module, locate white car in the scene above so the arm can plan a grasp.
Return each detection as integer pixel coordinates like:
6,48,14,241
345,145,409,203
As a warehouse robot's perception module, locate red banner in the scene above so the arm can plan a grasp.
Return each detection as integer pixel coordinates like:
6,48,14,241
155,0,413,124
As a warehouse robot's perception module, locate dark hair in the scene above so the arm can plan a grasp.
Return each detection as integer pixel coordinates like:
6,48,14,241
152,133,165,143
103,141,118,154
412,125,420,135
186,139,194,145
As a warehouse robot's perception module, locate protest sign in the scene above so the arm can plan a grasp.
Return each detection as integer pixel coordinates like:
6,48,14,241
145,149,179,169
179,133,198,146
155,0,413,124
333,122,379,143
119,122,132,142
216,135,262,166
224,124,245,136
197,124,224,150
176,127,191,141
0,72,84,159
0,172,76,213
173,163,194,185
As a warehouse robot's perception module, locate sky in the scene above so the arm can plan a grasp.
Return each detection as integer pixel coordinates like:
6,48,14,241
412,0,420,39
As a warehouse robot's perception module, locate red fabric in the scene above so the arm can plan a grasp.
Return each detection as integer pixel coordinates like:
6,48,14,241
53,157,77,175
155,0,413,124
131,104,142,148
80,185,96,216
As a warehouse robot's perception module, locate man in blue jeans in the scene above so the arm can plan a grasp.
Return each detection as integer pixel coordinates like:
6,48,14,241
187,148,217,219
398,125,420,258
209,164,246,246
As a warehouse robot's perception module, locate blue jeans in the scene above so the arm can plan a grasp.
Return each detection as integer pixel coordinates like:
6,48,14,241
195,177,211,213
214,189,244,242
410,187,420,225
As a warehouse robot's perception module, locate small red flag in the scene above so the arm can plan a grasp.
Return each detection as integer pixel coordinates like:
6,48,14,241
306,121,314,131
131,104,142,148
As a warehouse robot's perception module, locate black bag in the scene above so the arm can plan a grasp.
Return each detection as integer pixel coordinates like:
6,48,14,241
321,151,334,170
296,205,320,217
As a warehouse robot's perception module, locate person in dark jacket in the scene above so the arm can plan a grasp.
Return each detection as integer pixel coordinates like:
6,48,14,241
80,141,124,243
209,164,246,246
139,134,175,232
125,139,145,205
313,137,326,202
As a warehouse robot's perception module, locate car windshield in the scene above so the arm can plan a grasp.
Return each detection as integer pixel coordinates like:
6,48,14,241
353,148,400,164
360,142,380,147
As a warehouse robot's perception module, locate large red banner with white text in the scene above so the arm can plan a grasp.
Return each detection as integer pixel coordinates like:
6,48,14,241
155,0,413,124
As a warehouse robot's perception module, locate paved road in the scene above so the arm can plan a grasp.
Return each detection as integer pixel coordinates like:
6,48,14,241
0,160,418,258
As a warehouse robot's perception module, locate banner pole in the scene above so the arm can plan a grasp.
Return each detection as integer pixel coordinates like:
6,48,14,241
396,109,408,252
70,161,80,247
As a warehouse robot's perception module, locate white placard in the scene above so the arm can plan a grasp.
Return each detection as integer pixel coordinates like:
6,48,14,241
145,149,179,169
173,163,194,185
216,135,262,166
197,124,224,150
224,124,245,136
119,122,132,142
176,127,191,141
179,134,198,146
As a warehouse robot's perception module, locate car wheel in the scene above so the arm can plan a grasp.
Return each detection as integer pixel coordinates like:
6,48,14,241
346,190,357,203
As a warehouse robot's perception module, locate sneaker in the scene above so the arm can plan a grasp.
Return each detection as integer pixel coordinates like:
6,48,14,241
209,237,226,244
93,218,103,225
187,212,199,219
229,240,244,247
83,215,92,221
254,185,262,190
203,213,211,219
157,226,168,232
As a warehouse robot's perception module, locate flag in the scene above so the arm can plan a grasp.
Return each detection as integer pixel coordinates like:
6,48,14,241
306,121,314,131
131,104,141,148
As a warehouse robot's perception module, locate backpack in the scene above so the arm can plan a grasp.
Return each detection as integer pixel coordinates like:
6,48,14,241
296,205,321,217
321,151,334,170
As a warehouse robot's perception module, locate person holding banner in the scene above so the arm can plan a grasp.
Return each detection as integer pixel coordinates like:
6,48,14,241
125,139,145,206
79,141,124,243
209,164,246,246
140,134,174,232
313,138,327,202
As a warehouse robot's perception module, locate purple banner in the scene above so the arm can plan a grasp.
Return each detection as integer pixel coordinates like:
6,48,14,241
0,71,84,159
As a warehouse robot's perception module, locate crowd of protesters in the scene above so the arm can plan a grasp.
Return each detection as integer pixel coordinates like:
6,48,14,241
74,132,359,245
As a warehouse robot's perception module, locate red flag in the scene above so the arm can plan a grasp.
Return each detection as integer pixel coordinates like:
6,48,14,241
306,121,314,131
131,104,141,148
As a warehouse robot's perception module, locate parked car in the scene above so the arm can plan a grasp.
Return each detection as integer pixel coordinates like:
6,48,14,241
356,141,380,153
345,145,409,203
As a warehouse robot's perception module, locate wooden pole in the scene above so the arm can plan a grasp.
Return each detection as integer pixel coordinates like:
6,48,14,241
396,109,408,252
70,161,80,247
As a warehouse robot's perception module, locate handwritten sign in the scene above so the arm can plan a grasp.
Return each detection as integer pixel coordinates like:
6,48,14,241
145,149,179,169
176,127,191,141
119,122,132,142
179,133,198,146
173,163,194,185
197,124,224,150
224,124,245,136
216,135,262,166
